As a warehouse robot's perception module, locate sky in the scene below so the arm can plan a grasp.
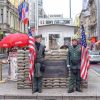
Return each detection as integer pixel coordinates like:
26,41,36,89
43,0,82,20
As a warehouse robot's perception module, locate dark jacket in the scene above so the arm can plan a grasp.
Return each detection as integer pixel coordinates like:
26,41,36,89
67,45,81,69
34,42,45,77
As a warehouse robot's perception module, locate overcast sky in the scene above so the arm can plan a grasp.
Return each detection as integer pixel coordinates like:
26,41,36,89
43,0,82,19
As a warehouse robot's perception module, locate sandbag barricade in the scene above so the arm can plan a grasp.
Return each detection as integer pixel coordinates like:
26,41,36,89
17,50,31,89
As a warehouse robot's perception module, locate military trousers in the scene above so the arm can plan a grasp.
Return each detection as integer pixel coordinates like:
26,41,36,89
33,77,42,92
68,69,81,90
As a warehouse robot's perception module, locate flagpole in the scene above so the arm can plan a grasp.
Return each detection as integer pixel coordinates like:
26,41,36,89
69,0,71,19
35,0,38,35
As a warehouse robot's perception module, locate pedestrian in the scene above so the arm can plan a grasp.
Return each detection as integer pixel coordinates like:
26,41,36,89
67,35,82,93
32,34,45,93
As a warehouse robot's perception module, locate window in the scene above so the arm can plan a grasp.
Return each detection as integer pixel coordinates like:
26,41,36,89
10,12,11,26
7,11,8,24
0,9,3,23
13,16,15,29
11,14,14,28
46,20,53,24
49,34,60,50
38,0,42,6
41,37,45,45
64,37,71,46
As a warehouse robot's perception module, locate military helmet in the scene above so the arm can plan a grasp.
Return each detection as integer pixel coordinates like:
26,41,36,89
34,34,42,38
71,34,78,41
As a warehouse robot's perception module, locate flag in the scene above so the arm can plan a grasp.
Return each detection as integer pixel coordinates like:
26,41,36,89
18,1,29,25
22,1,29,25
28,29,36,80
80,25,90,80
18,2,23,20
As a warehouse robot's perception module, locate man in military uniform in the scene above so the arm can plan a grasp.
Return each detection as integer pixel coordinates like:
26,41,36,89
32,34,45,93
67,35,82,93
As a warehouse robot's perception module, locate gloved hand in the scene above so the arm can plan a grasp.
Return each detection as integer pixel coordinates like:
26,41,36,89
67,65,70,68
67,65,70,77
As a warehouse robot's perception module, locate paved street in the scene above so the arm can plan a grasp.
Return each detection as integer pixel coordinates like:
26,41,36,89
0,60,100,99
2,63,9,80
91,63,100,74
0,69,100,100
0,54,8,80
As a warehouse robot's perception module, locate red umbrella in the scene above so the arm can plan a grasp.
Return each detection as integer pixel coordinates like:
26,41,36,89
0,40,11,48
0,33,29,48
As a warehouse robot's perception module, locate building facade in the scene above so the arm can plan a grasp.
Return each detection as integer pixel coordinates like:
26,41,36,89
0,0,26,40
96,0,100,40
38,0,43,18
39,24,75,50
29,0,46,32
80,0,97,42
38,15,75,50
28,0,35,28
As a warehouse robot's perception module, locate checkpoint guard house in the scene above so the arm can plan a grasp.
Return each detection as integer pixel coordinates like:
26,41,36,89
38,15,75,50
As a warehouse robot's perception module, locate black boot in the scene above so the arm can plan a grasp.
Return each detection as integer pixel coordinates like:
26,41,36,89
76,88,82,92
68,89,74,93
32,89,38,94
32,91,36,94
38,89,42,93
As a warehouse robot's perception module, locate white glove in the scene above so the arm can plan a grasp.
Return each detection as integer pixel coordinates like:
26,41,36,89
67,65,70,68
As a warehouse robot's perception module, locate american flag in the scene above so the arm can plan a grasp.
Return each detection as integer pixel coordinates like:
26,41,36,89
28,29,36,80
22,1,29,25
18,2,23,20
18,1,29,25
80,25,90,80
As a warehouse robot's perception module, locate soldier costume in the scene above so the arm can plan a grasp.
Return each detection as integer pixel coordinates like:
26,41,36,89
67,35,82,93
32,34,45,93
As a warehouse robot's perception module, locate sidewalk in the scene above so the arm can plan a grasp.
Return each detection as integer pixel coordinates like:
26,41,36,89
0,69,100,100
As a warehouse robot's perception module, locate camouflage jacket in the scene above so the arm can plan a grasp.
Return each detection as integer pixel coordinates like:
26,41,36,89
67,45,81,69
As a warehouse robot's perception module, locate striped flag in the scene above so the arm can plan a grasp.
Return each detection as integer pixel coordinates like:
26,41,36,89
18,2,23,20
80,25,90,80
18,1,29,25
22,1,29,25
28,29,36,80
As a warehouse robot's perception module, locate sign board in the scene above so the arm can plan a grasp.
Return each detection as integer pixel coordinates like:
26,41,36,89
44,60,67,78
48,14,63,18
39,18,71,26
